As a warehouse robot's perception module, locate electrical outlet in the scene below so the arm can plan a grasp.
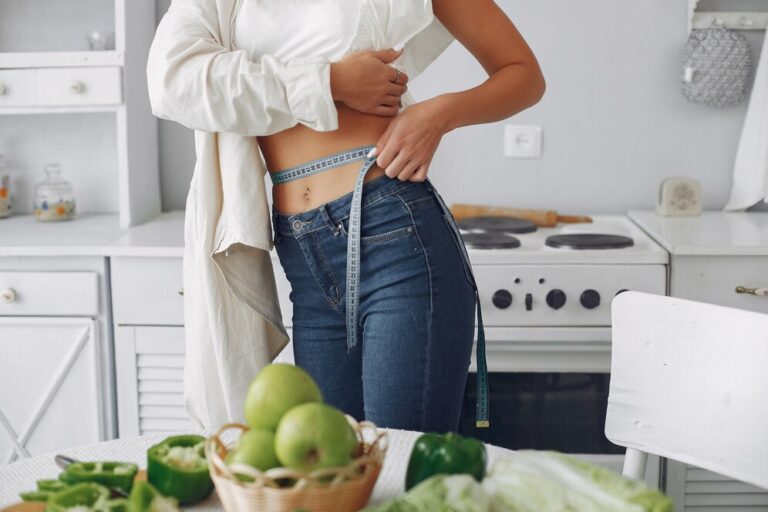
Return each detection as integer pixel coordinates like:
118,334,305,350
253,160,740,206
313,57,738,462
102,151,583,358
504,124,542,158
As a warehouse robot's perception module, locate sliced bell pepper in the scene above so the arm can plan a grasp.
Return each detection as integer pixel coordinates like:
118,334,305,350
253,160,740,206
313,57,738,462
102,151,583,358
46,482,111,512
59,461,138,495
37,479,69,493
128,481,179,512
19,490,51,502
404,432,487,490
103,498,131,512
146,434,213,505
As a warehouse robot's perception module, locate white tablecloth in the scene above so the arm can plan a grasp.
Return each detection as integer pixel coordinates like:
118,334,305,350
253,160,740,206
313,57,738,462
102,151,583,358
0,429,514,509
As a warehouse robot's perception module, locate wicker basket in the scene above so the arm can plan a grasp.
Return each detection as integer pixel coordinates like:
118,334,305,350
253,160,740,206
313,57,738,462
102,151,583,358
205,416,388,512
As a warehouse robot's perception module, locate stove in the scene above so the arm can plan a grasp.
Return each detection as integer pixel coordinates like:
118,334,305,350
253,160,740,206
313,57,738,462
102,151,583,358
458,214,668,481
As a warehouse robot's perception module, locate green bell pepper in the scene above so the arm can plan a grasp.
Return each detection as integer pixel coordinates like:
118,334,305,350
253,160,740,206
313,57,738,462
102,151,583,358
146,435,213,505
59,461,138,495
46,482,111,512
19,490,51,502
404,432,487,491
37,479,69,493
128,481,179,512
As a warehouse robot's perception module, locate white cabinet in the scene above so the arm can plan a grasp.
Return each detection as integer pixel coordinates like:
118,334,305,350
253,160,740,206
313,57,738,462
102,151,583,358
114,325,194,436
111,250,296,436
0,316,102,463
0,0,160,228
629,211,768,511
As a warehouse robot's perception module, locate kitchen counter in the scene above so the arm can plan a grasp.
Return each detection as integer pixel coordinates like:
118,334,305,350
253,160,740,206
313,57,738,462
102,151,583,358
628,210,768,256
0,428,515,508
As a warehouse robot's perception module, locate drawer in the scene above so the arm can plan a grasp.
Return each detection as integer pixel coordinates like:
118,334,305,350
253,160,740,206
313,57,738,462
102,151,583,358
670,255,768,315
0,271,98,316
38,67,122,106
0,69,38,107
111,257,183,325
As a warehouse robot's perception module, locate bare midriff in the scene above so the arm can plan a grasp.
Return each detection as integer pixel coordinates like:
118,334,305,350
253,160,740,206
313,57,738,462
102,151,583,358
258,101,393,215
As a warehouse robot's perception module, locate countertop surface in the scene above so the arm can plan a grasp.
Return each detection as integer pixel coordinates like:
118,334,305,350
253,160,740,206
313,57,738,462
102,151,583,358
0,211,186,258
0,428,515,509
629,210,768,256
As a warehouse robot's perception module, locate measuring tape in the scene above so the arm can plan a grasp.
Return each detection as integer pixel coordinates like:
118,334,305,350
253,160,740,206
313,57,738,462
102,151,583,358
426,181,490,428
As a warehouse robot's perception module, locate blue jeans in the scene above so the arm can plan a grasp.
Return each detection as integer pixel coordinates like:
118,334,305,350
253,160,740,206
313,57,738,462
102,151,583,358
272,174,477,431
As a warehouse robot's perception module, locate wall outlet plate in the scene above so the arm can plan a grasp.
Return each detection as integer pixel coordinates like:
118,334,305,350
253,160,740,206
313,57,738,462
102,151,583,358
504,124,543,158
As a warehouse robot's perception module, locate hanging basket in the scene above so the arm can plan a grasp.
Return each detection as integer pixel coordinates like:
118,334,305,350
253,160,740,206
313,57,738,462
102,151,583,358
205,416,388,512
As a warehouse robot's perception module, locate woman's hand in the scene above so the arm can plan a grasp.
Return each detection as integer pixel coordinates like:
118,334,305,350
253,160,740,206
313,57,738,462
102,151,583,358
330,48,409,116
370,98,450,182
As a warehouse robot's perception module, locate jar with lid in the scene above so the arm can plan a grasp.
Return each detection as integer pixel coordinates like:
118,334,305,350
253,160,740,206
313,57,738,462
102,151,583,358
0,156,10,219
33,163,76,221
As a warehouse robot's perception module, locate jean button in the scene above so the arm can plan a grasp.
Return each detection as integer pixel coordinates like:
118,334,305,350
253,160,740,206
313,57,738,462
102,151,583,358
291,219,303,231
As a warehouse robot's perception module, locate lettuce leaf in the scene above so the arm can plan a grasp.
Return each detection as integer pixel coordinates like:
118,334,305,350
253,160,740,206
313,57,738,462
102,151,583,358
482,451,673,512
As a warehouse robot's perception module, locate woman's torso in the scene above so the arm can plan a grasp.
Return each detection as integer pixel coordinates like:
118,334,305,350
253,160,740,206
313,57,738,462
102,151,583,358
233,0,393,215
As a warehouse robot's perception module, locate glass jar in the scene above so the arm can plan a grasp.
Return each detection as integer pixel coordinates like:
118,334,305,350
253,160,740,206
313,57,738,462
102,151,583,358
0,156,10,219
33,163,76,222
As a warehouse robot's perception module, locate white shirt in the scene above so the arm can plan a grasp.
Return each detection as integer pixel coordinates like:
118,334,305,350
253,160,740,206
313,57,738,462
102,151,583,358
146,0,454,429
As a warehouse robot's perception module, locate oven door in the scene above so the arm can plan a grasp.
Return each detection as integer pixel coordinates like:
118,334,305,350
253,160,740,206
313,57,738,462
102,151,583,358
460,326,661,486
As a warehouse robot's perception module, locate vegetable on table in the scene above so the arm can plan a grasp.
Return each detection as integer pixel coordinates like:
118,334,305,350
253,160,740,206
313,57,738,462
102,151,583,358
59,461,139,495
45,482,111,512
481,450,674,512
364,474,490,512
19,490,51,502
129,480,180,512
405,432,487,490
147,434,213,505
37,479,69,493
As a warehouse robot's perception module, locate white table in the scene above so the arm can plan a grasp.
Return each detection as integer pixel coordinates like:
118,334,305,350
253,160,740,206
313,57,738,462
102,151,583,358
0,429,514,509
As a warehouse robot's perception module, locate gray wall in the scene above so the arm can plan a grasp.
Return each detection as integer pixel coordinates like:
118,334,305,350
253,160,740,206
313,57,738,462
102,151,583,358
155,0,768,213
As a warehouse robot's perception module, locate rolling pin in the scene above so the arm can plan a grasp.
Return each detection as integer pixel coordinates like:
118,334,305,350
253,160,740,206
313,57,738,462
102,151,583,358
449,203,592,228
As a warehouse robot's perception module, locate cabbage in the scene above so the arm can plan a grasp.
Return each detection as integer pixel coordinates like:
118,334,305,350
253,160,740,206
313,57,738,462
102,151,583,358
481,451,673,512
363,474,490,512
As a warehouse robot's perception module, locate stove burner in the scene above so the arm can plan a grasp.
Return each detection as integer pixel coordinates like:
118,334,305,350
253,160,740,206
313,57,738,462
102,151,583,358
545,234,634,250
457,216,538,234
461,232,521,249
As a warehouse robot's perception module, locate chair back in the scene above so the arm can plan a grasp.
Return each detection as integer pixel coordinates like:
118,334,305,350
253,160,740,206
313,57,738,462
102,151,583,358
606,291,768,490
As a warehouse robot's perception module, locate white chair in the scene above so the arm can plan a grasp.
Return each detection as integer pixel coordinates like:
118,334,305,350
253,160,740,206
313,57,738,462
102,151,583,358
606,291,768,491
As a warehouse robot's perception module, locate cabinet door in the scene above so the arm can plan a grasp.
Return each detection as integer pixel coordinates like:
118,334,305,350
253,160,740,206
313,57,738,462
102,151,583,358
115,326,194,437
0,317,102,462
115,326,295,437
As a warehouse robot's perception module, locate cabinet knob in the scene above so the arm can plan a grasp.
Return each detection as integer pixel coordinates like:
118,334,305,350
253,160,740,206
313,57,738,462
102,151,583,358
69,81,85,94
735,285,768,297
178,288,184,296
0,82,6,96
1,288,17,303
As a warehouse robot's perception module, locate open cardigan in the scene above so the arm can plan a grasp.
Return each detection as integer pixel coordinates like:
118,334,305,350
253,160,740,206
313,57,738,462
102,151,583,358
146,0,455,428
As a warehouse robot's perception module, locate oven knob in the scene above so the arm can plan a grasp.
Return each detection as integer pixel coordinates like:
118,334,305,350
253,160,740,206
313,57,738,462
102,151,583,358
525,293,533,311
580,289,601,309
546,289,566,309
492,289,513,309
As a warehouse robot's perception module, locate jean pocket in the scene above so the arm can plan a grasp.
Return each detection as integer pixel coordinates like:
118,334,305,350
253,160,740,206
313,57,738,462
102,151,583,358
336,195,416,245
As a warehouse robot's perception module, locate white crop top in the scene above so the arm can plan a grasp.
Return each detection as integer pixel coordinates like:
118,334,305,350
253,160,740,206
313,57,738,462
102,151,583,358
232,0,456,107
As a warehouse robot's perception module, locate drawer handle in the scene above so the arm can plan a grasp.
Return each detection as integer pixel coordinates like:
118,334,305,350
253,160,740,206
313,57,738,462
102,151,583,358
0,82,5,96
735,285,768,297
69,81,85,94
1,288,17,303
178,288,184,296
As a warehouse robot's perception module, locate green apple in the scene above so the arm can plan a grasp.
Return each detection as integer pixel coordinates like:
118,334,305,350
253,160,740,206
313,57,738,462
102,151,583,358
225,428,280,472
274,402,358,472
244,363,323,430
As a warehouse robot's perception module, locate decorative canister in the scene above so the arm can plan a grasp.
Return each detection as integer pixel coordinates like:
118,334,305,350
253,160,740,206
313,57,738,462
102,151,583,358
33,163,76,221
0,156,10,219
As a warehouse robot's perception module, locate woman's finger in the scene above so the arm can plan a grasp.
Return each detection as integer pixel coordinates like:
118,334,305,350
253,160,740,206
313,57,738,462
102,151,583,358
397,159,421,182
383,149,410,178
409,165,429,182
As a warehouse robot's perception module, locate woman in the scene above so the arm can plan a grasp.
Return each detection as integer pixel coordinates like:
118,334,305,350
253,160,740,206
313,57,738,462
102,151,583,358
147,0,544,431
